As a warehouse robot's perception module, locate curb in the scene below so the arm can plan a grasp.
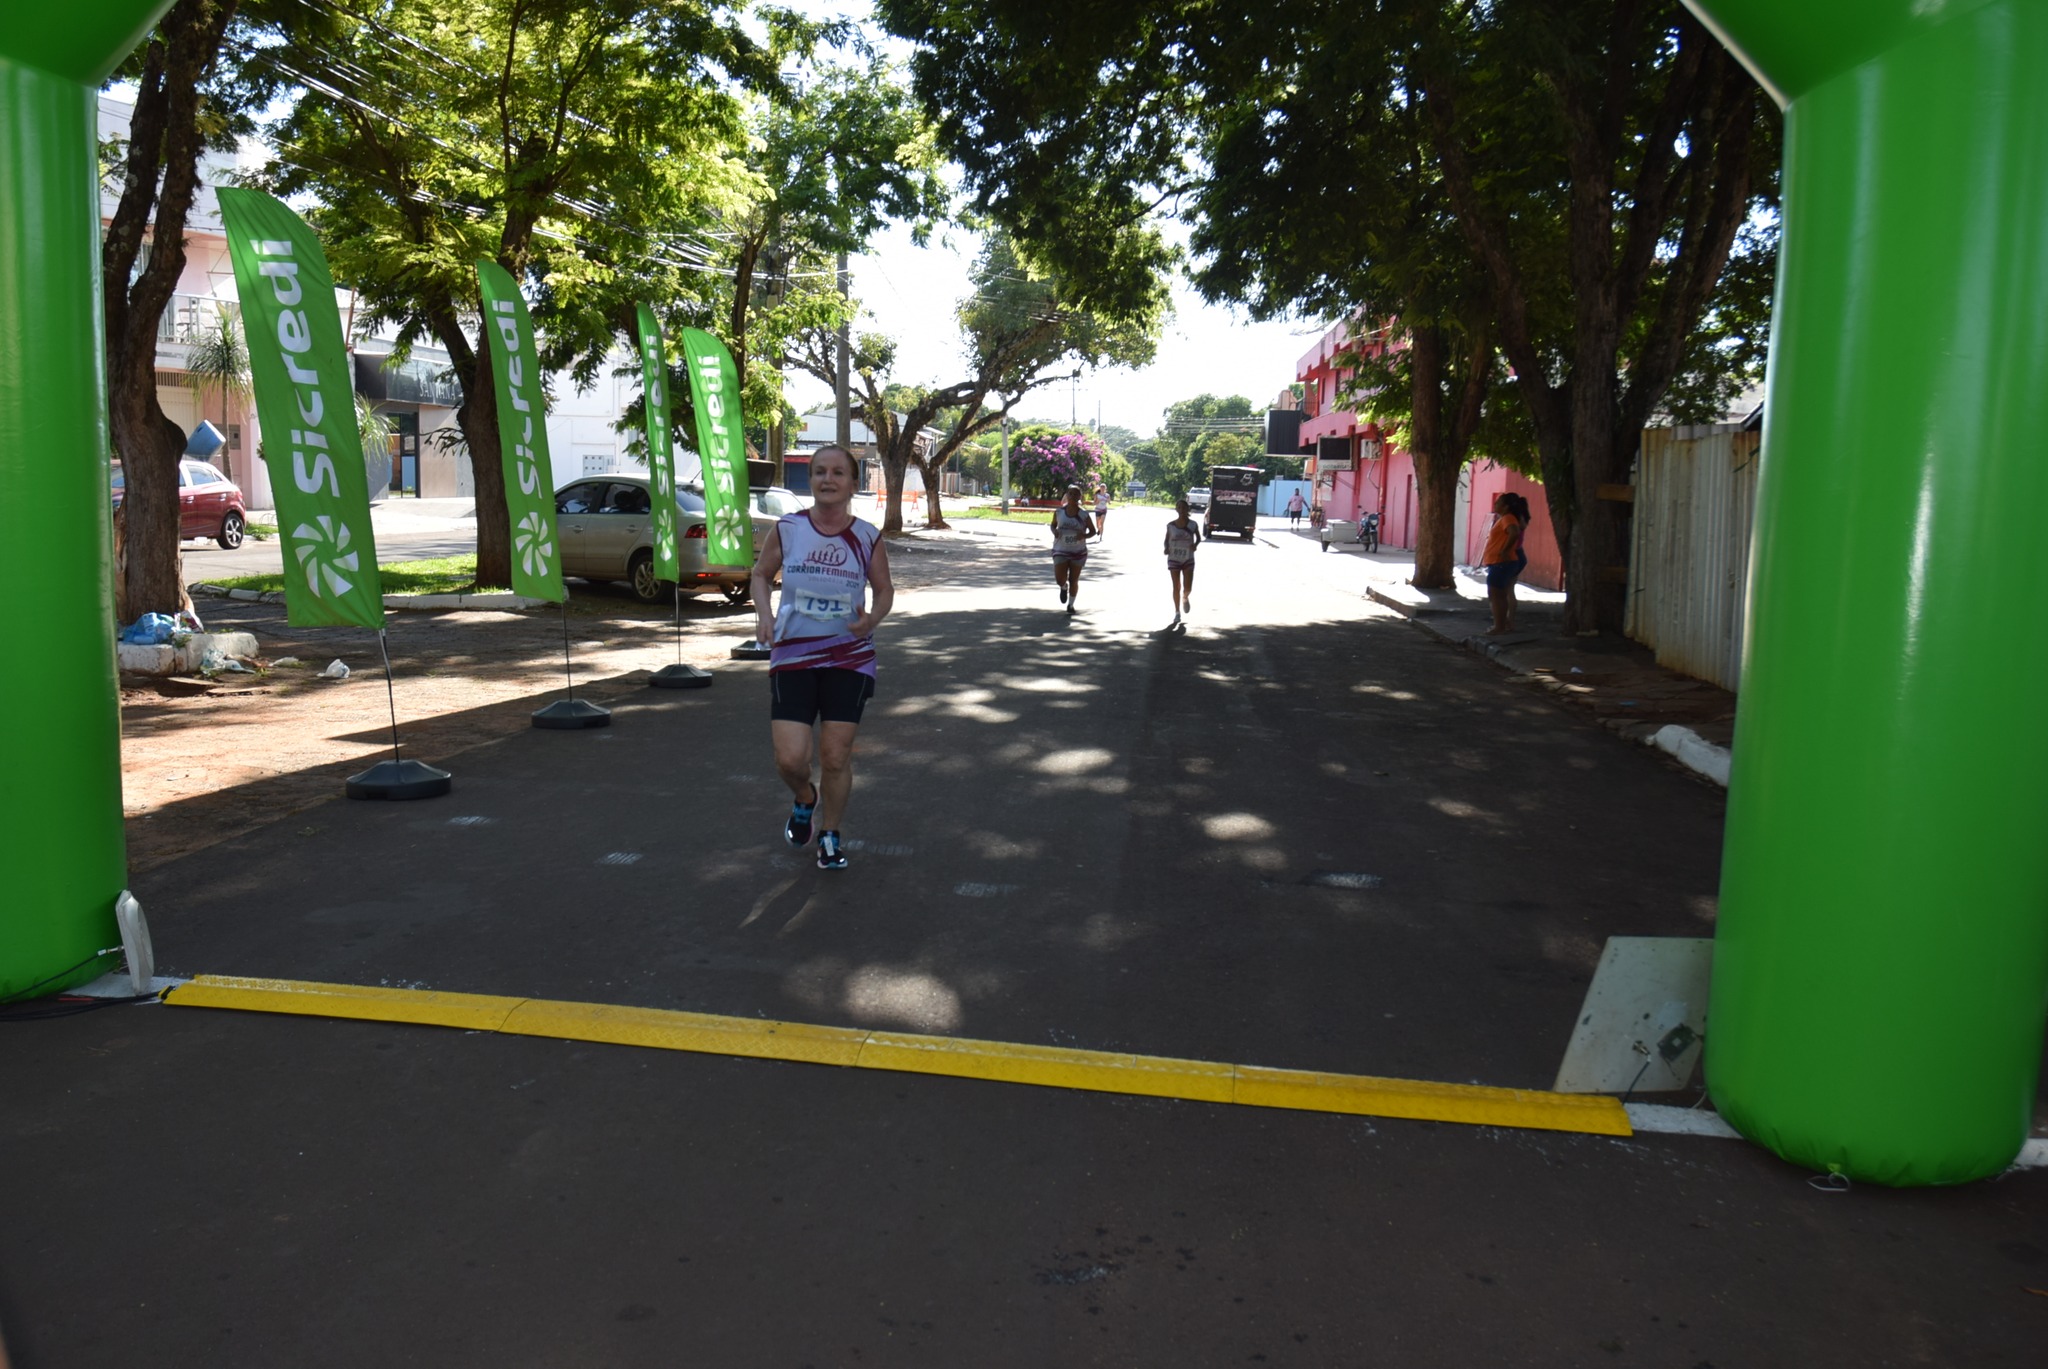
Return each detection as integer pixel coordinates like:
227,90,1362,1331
192,584,550,611
1364,585,1732,788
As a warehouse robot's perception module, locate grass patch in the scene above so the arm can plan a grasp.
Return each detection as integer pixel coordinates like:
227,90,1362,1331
203,554,482,597
952,504,1065,525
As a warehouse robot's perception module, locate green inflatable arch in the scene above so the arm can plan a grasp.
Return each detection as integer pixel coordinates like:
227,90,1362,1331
6,0,2043,1185
1688,0,2048,1185
0,1,173,1004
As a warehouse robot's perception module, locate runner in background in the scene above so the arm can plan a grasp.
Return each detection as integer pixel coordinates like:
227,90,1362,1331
1093,484,1111,536
1049,484,1097,615
1164,496,1200,623
750,445,893,870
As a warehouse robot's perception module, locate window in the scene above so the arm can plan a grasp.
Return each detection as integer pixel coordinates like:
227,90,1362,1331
754,489,800,516
556,481,606,514
675,487,707,514
603,483,651,515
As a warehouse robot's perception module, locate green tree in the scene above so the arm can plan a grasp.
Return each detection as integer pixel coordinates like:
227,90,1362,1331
716,54,949,469
878,0,1776,628
792,231,1165,531
1095,423,1142,454
1149,394,1286,499
102,0,279,617
266,0,780,588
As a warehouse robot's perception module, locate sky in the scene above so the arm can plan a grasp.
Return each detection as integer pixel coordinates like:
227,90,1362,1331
774,2,1333,438
782,220,1331,439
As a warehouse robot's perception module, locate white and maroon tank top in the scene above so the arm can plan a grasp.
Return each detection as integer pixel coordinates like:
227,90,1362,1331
1051,507,1091,555
770,510,879,676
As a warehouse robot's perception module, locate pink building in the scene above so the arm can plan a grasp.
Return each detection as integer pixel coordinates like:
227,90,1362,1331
1294,318,1563,591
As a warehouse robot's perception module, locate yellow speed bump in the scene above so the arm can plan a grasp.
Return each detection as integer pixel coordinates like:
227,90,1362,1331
1233,1065,1631,1136
502,999,867,1067
858,1031,1237,1103
163,976,1630,1138
167,975,524,1032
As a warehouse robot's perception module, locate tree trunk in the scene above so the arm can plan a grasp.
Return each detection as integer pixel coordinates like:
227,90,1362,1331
111,400,189,617
1562,412,1635,634
103,0,240,619
454,336,512,588
914,457,949,529
1406,326,1461,589
879,453,908,535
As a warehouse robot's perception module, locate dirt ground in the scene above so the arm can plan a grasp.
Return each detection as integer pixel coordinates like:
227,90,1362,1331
121,546,956,871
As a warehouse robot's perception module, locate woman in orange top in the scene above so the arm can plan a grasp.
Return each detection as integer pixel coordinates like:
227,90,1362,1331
1482,492,1526,635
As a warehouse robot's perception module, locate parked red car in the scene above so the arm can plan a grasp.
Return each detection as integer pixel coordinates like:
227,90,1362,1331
110,459,249,549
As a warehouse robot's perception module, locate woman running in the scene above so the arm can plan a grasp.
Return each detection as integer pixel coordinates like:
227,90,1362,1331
750,445,894,870
1164,496,1199,621
1093,484,1111,536
1049,483,1097,615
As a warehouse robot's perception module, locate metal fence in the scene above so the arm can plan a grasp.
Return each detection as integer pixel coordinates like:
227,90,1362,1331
1627,423,1761,692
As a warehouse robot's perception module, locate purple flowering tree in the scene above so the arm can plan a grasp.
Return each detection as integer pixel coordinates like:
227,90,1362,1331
1010,428,1108,499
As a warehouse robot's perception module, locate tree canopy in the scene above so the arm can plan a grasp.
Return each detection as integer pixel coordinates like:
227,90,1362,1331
878,0,1778,626
263,0,784,585
792,228,1166,531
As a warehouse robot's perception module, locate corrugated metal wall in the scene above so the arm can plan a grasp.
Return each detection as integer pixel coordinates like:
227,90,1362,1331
1627,424,1760,692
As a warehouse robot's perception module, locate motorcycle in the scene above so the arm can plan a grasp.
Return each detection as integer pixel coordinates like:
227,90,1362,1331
1357,511,1380,553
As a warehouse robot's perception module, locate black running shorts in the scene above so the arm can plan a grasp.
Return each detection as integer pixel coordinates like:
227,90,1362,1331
769,667,875,725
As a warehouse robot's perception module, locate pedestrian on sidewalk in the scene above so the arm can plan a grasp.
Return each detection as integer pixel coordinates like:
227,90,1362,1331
1049,484,1097,615
1164,496,1199,622
1286,489,1306,526
1094,484,1111,536
750,445,894,871
1482,491,1527,636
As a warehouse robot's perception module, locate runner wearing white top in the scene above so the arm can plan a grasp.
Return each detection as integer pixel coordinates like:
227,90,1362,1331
1093,485,1111,535
1048,483,1097,615
1164,496,1200,623
749,445,893,870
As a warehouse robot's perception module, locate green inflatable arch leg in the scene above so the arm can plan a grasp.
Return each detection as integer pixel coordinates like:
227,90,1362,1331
1688,0,2048,1184
0,2,174,1001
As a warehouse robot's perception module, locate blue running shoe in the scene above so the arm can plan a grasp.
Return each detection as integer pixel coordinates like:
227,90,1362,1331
816,830,848,870
785,786,817,847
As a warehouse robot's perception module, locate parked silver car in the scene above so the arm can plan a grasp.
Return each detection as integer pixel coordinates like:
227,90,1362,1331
554,475,800,604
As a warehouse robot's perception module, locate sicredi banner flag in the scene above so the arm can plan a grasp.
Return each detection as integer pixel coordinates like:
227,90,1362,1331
678,327,754,568
475,260,565,603
217,188,384,629
633,303,680,582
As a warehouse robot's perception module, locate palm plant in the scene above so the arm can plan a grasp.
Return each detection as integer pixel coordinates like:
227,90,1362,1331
185,301,250,479
356,395,394,498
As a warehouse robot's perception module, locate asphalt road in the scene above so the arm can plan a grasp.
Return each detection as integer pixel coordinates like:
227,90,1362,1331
7,507,2041,1367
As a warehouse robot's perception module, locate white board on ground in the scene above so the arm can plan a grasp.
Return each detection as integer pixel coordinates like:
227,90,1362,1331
1554,936,1712,1095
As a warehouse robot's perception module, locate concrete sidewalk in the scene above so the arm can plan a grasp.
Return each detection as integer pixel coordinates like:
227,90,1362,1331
1270,520,1736,785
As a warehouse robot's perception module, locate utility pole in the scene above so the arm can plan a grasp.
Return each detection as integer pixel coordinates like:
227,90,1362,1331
835,249,851,453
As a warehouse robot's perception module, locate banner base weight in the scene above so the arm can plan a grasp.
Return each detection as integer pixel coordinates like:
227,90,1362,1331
532,698,612,729
649,664,714,689
346,759,453,800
